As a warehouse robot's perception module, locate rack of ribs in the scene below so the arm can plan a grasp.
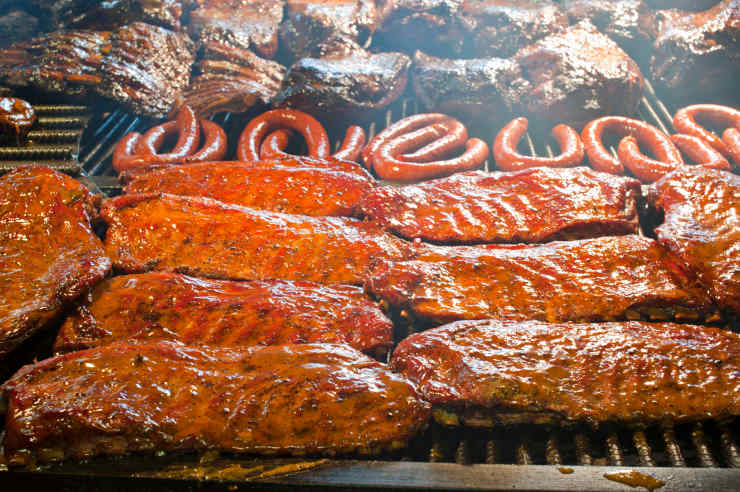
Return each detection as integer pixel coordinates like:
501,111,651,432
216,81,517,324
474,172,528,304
123,161,374,217
1,342,431,465
102,193,416,285
652,167,739,314
390,319,740,427
366,235,717,324
360,167,641,244
0,167,111,358
53,272,393,357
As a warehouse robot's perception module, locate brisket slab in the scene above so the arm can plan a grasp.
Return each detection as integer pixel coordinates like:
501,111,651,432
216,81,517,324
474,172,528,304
366,235,716,324
652,168,740,313
102,193,416,285
54,272,393,356
0,167,110,358
2,342,430,465
391,319,740,426
360,168,641,244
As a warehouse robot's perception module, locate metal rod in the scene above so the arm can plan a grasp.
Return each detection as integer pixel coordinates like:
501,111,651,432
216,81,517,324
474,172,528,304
574,433,593,466
692,422,719,467
545,433,562,466
663,426,686,467
606,432,624,466
719,423,740,468
633,430,655,467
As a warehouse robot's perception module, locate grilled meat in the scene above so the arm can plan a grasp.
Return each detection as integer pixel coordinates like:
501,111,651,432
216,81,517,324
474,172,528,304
54,272,393,355
94,22,194,118
29,0,183,30
461,0,568,58
652,168,739,313
360,168,641,244
274,50,411,125
123,162,373,217
189,0,283,59
411,51,528,129
102,193,416,285
650,0,740,101
391,319,740,426
375,0,466,58
0,10,40,49
0,29,108,98
2,342,431,465
0,167,111,358
565,0,656,67
280,0,381,60
0,23,193,116
0,97,36,140
514,21,644,128
366,235,715,324
174,41,285,117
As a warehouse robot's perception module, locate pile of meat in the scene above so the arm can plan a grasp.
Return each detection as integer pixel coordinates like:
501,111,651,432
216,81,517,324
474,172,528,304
0,0,735,122
1,139,738,465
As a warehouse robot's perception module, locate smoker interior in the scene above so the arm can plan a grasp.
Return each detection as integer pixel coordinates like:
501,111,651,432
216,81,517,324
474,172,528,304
1,78,739,490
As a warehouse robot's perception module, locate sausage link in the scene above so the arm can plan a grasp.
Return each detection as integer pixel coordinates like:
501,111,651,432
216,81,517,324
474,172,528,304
112,132,142,172
138,105,201,159
362,113,454,170
185,119,228,162
617,136,682,183
494,117,584,171
670,134,731,171
400,119,467,162
373,122,488,181
237,109,331,162
673,104,740,159
582,116,682,179
260,129,294,159
722,128,740,168
332,125,366,162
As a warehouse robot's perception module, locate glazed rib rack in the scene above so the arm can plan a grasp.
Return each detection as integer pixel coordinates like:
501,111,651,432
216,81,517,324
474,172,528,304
7,80,738,490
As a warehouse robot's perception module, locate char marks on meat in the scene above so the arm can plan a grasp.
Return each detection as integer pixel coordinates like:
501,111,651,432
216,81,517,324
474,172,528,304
565,0,656,67
280,0,381,60
102,193,416,285
462,0,569,58
30,0,183,30
366,235,715,324
0,22,194,116
652,168,740,313
650,0,740,101
360,168,641,244
375,0,466,58
391,319,740,426
175,41,285,117
411,50,528,129
0,29,107,98
0,167,111,358
514,20,644,128
123,161,373,217
54,272,393,355
95,22,194,118
2,342,431,465
275,50,411,124
189,0,284,59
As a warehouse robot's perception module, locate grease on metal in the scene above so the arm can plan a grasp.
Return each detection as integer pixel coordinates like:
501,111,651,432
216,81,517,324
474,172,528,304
603,470,665,491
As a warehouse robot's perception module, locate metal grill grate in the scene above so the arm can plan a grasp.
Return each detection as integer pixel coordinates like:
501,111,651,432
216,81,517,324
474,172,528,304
68,81,740,474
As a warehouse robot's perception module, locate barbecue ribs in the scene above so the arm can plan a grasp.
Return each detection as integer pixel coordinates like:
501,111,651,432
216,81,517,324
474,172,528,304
2,342,430,465
102,193,416,285
391,319,740,426
366,235,716,324
124,162,373,217
0,167,111,358
360,168,641,244
54,272,393,356
652,168,739,313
